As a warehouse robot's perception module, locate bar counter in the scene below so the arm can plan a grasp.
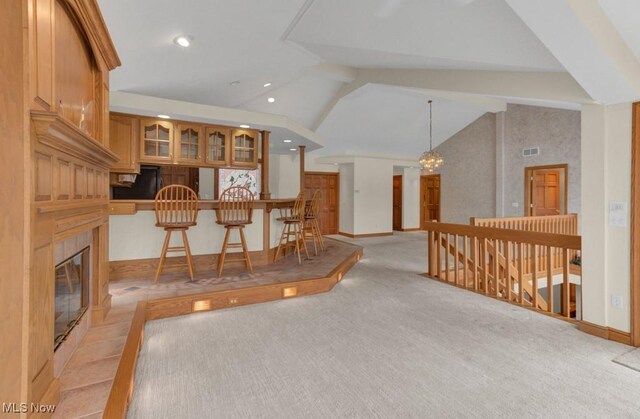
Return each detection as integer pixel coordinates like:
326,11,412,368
108,198,296,265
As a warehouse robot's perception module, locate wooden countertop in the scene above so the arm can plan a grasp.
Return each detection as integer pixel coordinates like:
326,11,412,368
109,198,296,215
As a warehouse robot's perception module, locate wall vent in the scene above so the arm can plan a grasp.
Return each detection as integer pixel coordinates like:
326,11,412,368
522,147,540,157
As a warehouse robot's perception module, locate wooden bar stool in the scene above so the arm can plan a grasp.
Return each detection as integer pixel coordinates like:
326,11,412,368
274,192,310,264
303,190,325,255
215,186,255,276
154,185,199,282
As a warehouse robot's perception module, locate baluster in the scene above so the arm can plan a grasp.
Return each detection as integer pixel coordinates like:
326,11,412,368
463,236,468,288
518,242,524,304
436,231,442,280
531,243,538,308
427,230,436,277
454,234,460,285
547,245,553,313
482,239,488,294
492,239,499,297
561,247,570,317
444,233,450,283
473,237,479,291
505,240,512,302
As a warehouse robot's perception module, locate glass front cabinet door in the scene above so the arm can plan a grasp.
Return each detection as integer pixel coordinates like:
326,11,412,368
231,128,258,168
140,119,173,163
205,126,230,167
176,124,202,164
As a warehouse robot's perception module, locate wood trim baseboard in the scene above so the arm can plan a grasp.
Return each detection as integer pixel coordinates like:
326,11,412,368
399,228,422,232
338,232,393,239
103,301,147,419
579,321,632,345
104,246,363,418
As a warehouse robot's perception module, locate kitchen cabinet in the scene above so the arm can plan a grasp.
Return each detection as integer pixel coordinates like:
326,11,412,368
176,123,203,164
140,119,173,163
231,128,258,168
109,114,139,173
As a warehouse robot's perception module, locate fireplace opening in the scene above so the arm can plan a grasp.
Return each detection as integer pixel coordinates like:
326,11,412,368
54,246,90,351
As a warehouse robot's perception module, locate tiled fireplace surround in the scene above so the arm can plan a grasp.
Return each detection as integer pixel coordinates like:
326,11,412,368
53,230,93,378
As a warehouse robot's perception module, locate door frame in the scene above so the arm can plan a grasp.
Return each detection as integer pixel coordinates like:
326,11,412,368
630,102,640,346
393,175,403,231
420,174,441,228
304,171,340,235
524,163,568,216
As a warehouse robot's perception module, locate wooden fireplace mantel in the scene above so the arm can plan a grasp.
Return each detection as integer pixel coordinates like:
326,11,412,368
31,110,120,169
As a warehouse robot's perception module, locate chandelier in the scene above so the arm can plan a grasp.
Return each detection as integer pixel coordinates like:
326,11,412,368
419,100,443,173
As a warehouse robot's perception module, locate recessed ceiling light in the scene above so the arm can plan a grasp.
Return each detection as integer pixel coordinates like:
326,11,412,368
173,35,192,48
283,139,292,143
263,82,272,87
229,80,240,86
157,114,171,119
289,148,297,151
239,124,250,128
267,97,275,103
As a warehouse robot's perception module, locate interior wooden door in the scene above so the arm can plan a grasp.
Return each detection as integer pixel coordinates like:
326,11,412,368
160,166,199,193
393,175,402,230
420,175,440,227
525,165,567,216
533,170,560,215
304,172,339,235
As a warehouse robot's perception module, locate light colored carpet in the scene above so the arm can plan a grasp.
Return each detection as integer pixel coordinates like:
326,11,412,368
128,232,640,419
614,348,640,372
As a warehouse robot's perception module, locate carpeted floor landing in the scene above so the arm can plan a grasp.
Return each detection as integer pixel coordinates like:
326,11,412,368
127,232,640,419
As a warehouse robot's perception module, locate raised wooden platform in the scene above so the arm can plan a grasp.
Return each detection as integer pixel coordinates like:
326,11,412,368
54,238,362,418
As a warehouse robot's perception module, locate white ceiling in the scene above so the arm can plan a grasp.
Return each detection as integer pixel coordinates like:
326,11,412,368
288,0,564,72
316,84,489,157
98,0,640,158
598,0,640,62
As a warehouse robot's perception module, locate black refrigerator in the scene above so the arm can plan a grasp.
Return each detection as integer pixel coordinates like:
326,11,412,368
112,166,163,200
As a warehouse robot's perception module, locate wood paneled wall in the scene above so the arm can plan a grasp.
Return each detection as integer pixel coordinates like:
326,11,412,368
1,0,120,414
1,0,28,407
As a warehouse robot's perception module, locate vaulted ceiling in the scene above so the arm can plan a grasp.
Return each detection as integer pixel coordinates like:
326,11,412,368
98,0,640,157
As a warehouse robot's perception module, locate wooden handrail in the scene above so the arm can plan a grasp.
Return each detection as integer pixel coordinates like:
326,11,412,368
424,221,581,319
471,214,578,236
425,222,581,250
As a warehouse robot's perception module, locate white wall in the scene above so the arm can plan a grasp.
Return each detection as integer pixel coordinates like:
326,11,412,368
353,157,394,234
109,210,265,261
339,164,354,234
402,168,421,229
581,103,632,333
270,151,339,199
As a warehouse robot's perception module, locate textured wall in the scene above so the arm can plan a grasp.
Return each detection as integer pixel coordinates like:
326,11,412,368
432,112,497,224
503,104,581,216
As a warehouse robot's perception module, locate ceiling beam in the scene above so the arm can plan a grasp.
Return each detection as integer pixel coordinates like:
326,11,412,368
357,68,593,104
311,79,366,131
398,87,507,113
506,0,640,104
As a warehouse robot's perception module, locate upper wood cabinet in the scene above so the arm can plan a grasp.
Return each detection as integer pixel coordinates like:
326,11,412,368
108,113,261,170
109,114,139,173
205,126,230,167
140,119,173,163
176,124,203,164
231,128,259,168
